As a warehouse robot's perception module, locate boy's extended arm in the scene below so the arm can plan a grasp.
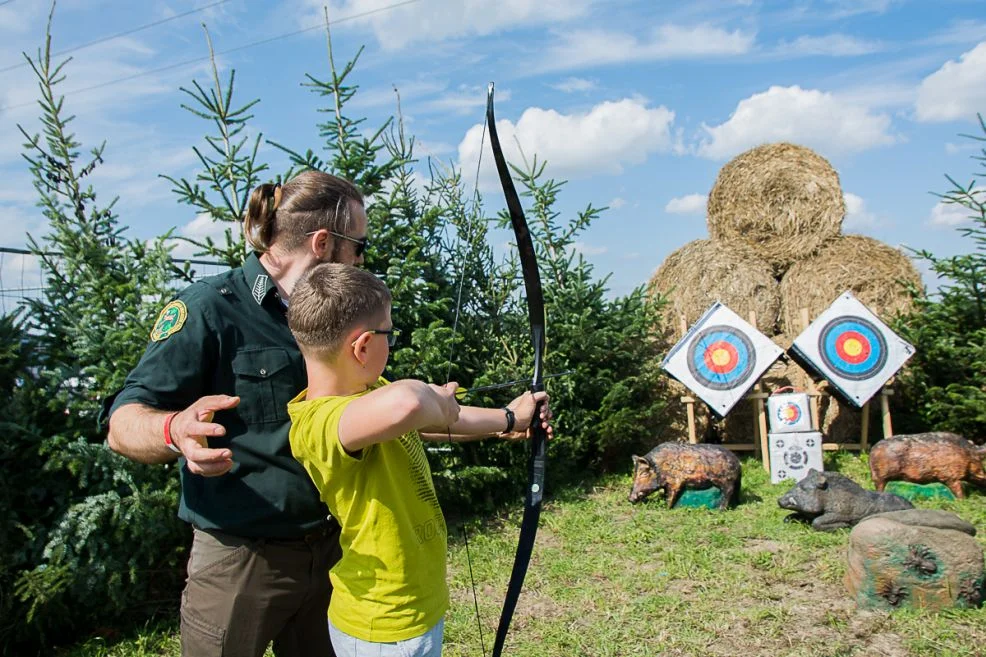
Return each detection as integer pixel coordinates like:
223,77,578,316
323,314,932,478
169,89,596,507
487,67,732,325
338,380,459,453
419,390,552,442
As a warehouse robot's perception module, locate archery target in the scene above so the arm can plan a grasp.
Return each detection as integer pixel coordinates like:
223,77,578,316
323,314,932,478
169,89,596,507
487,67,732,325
687,326,756,391
662,302,782,416
791,291,915,407
818,316,887,380
767,391,812,433
769,431,823,484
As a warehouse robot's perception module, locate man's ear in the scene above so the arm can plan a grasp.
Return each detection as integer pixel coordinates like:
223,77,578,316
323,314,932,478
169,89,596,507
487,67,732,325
309,228,330,258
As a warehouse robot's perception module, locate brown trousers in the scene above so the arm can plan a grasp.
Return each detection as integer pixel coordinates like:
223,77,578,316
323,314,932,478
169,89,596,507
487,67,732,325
180,525,341,657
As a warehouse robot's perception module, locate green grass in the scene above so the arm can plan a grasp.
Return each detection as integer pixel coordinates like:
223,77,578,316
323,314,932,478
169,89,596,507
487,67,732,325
59,452,986,657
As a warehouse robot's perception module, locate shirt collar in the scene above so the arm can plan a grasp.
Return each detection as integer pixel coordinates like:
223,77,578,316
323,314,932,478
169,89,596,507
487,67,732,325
243,252,277,306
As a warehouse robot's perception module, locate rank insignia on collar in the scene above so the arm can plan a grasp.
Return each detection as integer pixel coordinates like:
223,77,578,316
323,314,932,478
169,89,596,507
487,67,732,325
150,300,188,342
252,274,269,305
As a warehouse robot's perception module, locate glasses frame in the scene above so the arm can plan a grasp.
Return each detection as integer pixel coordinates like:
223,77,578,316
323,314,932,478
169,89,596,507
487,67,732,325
363,328,400,347
305,229,369,257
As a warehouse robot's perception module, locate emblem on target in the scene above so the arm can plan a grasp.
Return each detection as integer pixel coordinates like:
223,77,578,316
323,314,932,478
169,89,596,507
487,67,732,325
790,291,915,407
775,402,803,426
662,302,782,417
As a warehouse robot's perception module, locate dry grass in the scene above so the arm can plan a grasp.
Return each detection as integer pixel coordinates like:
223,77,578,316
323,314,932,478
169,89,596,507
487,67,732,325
649,238,781,340
707,142,845,274
778,234,923,337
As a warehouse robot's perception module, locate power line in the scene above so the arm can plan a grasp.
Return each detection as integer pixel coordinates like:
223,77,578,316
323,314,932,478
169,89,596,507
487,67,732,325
0,0,422,113
0,0,232,74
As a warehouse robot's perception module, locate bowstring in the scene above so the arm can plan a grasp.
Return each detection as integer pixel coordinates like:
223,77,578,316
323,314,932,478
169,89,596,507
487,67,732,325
442,105,489,657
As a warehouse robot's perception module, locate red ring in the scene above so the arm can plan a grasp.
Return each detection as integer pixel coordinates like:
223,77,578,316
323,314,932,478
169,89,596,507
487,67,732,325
835,330,870,364
703,340,739,374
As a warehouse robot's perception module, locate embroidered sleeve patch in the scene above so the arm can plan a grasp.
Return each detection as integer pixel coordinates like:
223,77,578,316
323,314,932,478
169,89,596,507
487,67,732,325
150,300,188,342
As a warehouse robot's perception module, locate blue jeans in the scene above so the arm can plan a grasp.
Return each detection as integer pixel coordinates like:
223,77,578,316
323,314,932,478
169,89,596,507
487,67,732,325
328,618,443,657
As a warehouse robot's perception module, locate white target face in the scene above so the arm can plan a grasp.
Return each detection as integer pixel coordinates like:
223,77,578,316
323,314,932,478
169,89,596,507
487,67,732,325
663,302,782,416
769,432,823,484
791,292,915,407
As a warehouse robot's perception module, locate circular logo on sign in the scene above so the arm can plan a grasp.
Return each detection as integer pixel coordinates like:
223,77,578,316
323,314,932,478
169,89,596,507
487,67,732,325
775,401,803,426
686,325,756,391
817,316,888,381
150,300,188,342
783,446,809,471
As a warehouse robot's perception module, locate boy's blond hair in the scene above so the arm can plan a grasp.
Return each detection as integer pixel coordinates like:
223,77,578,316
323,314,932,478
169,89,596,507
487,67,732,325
288,263,391,357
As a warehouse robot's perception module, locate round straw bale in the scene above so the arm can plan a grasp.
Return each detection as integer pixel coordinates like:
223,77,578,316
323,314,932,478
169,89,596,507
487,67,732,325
648,239,781,344
778,234,923,336
707,143,845,273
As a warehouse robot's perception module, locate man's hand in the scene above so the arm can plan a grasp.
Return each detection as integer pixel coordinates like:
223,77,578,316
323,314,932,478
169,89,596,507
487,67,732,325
170,395,240,476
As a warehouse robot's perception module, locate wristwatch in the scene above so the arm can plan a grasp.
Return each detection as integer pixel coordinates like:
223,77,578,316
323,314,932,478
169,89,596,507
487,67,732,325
502,407,516,433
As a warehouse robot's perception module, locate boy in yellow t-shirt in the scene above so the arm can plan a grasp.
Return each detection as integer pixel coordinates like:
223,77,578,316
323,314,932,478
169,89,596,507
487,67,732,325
285,263,552,657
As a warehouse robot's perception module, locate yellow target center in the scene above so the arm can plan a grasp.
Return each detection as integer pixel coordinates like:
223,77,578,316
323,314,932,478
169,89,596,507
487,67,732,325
711,348,732,367
843,338,863,357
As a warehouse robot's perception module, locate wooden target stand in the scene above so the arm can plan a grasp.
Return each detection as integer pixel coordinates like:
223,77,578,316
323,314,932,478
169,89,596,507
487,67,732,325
677,309,895,472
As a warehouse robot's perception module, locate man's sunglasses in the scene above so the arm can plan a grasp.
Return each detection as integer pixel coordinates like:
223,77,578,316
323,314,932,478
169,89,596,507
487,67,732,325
306,230,369,257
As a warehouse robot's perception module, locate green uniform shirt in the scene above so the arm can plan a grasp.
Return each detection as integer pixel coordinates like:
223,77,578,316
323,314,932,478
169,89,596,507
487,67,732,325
110,253,331,538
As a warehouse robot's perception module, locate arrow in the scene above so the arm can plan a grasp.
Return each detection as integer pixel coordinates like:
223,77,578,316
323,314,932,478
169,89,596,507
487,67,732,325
454,370,573,399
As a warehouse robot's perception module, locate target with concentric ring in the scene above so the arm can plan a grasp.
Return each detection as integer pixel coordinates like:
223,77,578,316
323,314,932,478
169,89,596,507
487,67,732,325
817,316,888,381
686,325,756,391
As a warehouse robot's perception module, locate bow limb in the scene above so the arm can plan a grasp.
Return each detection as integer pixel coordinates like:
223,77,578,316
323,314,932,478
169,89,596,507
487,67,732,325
487,82,548,657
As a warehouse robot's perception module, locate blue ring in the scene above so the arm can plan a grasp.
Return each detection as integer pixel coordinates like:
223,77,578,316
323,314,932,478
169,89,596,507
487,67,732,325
818,316,888,381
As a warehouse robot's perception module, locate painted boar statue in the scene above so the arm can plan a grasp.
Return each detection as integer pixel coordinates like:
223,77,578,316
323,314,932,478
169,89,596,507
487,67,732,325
629,442,741,510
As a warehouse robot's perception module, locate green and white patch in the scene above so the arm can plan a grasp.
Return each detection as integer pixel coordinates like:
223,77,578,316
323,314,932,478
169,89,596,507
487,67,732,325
150,300,188,342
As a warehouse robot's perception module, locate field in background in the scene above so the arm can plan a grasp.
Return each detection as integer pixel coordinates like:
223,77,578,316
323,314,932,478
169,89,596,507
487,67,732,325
60,452,986,657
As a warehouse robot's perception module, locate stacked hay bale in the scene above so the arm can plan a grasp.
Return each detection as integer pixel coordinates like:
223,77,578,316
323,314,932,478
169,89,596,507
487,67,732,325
650,142,923,444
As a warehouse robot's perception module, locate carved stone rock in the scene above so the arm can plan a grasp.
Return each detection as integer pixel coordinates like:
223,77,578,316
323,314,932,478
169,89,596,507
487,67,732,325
846,511,985,611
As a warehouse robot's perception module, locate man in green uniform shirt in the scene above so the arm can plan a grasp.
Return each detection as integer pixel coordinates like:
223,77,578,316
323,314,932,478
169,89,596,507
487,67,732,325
107,171,366,657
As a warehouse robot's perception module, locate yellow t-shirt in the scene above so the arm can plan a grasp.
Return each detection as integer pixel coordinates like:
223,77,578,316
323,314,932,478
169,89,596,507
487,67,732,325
287,380,449,642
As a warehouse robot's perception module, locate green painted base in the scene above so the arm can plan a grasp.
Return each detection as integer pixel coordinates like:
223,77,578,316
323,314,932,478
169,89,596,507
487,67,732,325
673,486,724,510
884,481,956,501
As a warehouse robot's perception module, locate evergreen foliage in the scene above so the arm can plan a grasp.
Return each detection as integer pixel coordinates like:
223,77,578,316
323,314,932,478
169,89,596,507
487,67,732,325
2,13,185,654
895,114,986,441
3,10,668,654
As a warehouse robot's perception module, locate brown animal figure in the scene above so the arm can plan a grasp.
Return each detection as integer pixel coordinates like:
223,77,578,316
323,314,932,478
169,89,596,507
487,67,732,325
869,432,986,499
629,442,741,509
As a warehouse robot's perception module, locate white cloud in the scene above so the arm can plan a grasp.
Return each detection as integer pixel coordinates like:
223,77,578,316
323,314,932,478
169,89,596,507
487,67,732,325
571,241,607,256
459,98,676,190
166,213,238,259
551,77,597,93
608,197,626,209
312,0,590,50
696,85,897,160
921,20,986,47
914,42,986,123
929,198,979,227
426,86,512,115
843,192,878,229
823,0,896,19
537,24,755,73
664,193,706,214
774,34,884,57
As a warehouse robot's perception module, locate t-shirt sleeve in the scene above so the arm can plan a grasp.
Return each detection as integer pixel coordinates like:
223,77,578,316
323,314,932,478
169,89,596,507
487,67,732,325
291,397,369,495
108,284,220,415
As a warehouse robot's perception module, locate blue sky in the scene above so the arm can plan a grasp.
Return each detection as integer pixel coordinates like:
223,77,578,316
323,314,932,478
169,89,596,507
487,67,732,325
1,0,985,304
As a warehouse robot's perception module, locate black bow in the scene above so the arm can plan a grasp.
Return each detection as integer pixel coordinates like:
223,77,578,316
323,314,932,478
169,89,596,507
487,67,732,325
486,82,548,657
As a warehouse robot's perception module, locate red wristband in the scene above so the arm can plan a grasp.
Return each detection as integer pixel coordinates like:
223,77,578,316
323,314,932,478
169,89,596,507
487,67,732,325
163,412,181,454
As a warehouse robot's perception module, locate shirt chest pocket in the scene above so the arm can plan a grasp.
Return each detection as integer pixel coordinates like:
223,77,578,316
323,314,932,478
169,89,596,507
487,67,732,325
231,348,300,425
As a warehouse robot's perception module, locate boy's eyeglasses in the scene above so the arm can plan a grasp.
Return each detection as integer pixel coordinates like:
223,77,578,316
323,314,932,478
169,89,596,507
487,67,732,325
305,229,369,257
366,328,400,347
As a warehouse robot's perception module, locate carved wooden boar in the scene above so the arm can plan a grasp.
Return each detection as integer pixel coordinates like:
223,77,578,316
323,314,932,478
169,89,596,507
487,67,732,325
629,442,741,509
869,432,986,499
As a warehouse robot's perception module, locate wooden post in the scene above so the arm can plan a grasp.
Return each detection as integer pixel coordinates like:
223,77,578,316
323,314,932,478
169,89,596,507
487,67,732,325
800,308,822,432
860,400,870,451
749,310,769,472
880,388,893,439
679,314,698,444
